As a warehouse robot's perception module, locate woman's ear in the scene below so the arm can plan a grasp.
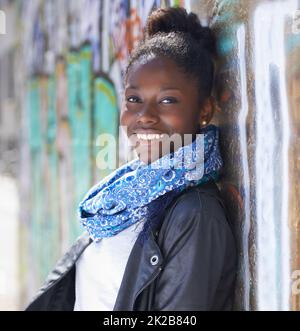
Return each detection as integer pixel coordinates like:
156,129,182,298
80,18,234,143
198,96,215,126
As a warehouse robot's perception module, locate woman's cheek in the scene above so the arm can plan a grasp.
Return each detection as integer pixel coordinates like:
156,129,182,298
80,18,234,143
120,109,133,128
161,113,186,135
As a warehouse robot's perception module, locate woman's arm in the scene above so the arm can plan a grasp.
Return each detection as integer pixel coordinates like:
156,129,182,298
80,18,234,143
153,189,237,311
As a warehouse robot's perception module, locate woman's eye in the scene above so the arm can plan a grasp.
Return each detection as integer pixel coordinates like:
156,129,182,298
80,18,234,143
126,96,141,103
160,97,177,104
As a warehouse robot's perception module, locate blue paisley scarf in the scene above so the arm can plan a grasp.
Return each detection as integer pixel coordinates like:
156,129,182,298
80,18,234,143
78,124,223,242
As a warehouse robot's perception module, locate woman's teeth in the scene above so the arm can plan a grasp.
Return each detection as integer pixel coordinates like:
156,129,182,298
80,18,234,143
137,133,164,140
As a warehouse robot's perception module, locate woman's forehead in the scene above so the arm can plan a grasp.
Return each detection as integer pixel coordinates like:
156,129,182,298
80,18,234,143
125,56,191,89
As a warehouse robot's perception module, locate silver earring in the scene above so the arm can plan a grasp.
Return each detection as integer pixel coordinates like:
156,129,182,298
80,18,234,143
202,120,207,126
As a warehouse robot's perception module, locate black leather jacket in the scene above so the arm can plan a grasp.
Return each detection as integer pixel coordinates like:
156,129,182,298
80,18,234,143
25,180,237,311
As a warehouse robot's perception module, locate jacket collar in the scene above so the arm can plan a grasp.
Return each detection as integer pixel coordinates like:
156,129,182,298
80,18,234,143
113,227,163,310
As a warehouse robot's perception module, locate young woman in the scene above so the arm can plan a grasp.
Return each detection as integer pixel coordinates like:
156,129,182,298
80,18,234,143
26,7,237,311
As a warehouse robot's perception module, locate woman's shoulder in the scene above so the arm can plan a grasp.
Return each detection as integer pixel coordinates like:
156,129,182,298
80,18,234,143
168,180,227,218
161,180,232,236
157,179,236,266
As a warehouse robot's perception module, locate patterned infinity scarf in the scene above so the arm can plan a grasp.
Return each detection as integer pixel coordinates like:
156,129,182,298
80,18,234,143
78,124,223,242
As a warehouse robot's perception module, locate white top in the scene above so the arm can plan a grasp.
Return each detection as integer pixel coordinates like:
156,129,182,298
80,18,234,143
73,219,145,311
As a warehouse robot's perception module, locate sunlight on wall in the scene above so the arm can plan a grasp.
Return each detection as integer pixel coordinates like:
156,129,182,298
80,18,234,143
0,176,19,310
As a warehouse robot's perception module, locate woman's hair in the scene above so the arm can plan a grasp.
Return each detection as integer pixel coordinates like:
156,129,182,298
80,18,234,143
124,7,217,104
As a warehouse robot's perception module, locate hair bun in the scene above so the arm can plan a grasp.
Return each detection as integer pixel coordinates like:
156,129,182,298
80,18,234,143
144,7,216,56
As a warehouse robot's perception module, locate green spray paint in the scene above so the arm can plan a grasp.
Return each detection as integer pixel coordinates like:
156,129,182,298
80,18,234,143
67,45,93,241
93,77,119,182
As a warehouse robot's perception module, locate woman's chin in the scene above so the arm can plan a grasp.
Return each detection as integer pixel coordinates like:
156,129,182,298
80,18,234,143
137,152,159,165
136,146,161,165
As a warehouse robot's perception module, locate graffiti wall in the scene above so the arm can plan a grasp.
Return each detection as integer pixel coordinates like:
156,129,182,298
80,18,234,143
17,0,300,310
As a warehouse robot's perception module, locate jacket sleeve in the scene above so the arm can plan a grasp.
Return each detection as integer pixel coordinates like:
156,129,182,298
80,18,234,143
153,189,237,311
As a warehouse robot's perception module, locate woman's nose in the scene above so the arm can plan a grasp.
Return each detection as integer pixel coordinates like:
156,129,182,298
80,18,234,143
136,105,159,125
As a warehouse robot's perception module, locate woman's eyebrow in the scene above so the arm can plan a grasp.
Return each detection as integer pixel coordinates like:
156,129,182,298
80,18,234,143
125,85,139,90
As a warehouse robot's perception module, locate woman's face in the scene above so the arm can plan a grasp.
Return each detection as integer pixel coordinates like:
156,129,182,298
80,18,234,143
120,56,213,164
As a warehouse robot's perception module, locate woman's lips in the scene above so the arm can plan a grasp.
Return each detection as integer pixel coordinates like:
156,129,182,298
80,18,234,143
136,133,164,140
131,131,168,145
136,134,167,147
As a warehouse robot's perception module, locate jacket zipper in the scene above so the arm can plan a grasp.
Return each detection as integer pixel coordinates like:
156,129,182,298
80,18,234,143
133,265,163,308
